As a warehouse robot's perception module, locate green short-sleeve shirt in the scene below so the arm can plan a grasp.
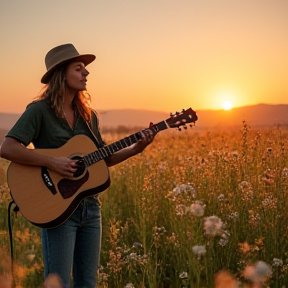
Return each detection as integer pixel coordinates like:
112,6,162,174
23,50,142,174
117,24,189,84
6,100,106,149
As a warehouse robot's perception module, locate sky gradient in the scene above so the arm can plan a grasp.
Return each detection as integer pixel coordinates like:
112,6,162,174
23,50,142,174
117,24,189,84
1,0,287,114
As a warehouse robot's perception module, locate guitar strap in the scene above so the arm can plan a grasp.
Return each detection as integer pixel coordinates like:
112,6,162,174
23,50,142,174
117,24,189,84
75,103,104,148
84,109,105,149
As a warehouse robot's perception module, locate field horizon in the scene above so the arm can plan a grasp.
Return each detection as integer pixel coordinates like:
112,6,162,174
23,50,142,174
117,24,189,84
0,103,288,134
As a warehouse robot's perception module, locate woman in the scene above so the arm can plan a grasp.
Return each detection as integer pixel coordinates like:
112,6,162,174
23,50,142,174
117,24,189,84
0,43,154,288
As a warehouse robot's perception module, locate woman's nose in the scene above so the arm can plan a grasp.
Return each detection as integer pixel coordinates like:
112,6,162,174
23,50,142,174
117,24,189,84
82,69,89,76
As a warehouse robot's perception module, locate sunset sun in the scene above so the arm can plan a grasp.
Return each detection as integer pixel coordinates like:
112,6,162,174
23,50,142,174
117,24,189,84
222,100,233,111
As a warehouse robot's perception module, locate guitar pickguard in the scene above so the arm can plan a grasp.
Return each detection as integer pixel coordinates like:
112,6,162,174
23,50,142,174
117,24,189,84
58,171,89,199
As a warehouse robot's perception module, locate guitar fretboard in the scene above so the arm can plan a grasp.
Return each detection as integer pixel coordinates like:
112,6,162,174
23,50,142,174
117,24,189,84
83,120,168,167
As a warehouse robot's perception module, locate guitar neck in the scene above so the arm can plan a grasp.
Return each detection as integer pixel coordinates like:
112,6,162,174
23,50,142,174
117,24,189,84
83,120,168,167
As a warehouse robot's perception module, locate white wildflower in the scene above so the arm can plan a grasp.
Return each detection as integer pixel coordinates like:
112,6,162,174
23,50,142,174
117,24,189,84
192,245,206,256
124,283,135,288
228,212,239,219
188,203,204,217
254,260,272,282
179,271,188,279
243,261,272,285
128,253,137,260
132,242,143,248
218,238,228,246
173,183,196,197
262,196,277,209
173,186,182,196
204,216,223,236
218,194,225,201
272,258,283,267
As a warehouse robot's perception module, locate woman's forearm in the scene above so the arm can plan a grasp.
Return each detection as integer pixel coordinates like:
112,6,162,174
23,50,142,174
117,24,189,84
0,137,80,178
105,145,138,167
0,137,53,167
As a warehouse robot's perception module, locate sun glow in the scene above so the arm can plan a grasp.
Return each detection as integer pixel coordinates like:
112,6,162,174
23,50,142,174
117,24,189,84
222,100,233,110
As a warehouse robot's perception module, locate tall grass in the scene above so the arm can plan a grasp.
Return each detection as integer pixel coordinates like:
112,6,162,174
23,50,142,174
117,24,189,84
1,123,288,287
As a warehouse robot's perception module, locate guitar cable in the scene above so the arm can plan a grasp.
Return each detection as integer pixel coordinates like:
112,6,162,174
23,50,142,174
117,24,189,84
7,199,19,288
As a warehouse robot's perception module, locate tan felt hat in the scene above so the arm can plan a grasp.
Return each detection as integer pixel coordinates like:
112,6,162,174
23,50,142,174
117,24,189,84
41,43,96,84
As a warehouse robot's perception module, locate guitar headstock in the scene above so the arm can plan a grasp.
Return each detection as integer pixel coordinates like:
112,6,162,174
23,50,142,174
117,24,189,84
166,108,198,130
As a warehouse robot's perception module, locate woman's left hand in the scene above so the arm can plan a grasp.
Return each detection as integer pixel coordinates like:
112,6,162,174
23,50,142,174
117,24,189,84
105,128,156,167
132,128,155,154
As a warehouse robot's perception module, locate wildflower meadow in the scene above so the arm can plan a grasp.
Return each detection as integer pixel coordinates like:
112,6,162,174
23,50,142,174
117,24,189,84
1,121,288,287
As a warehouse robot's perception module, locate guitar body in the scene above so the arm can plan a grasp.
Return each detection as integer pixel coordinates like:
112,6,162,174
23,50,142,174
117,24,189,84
7,135,110,228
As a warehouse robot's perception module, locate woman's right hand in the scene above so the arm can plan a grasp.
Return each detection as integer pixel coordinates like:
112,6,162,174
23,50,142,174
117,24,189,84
48,157,79,178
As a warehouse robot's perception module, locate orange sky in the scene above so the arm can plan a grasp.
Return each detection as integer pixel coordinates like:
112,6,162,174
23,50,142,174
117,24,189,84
1,0,287,114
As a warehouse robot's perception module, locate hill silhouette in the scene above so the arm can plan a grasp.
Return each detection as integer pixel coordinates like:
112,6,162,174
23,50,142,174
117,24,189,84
0,113,21,131
196,104,288,128
0,104,288,135
100,104,288,129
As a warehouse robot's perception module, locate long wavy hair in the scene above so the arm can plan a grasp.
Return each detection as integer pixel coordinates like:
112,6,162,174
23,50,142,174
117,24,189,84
36,63,92,122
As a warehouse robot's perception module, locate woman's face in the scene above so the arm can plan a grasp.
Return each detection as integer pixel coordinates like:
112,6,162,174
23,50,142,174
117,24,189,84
65,61,89,92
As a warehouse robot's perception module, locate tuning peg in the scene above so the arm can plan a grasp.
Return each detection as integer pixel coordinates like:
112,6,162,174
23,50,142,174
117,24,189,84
183,125,187,130
178,127,182,131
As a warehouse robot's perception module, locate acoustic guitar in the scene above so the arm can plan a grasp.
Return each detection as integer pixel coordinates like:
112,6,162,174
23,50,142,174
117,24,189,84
7,108,197,228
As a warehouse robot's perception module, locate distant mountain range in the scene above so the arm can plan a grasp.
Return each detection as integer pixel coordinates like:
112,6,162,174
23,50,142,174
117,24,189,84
1,104,288,134
195,103,288,128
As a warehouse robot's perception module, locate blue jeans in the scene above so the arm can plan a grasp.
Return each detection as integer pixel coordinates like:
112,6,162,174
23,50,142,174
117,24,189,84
41,197,102,288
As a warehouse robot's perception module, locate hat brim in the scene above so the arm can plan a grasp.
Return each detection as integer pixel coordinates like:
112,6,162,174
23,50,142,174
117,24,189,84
41,54,96,84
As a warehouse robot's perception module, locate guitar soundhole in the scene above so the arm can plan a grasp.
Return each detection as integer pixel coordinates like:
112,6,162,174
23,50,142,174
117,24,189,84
72,156,86,178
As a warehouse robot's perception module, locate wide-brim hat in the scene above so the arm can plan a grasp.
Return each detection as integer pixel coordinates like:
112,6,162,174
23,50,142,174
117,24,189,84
41,43,96,84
